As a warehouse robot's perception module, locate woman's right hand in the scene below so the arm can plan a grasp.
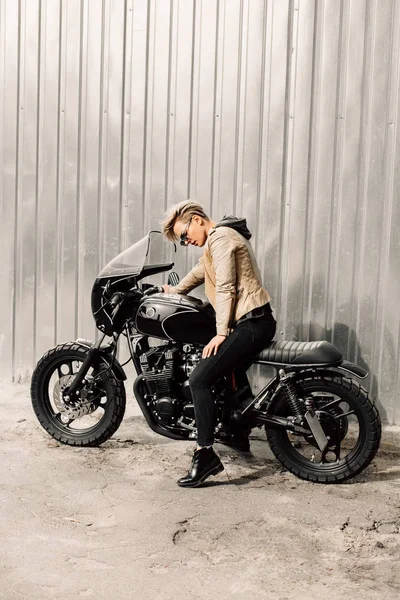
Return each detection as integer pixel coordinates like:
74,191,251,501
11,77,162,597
162,284,172,293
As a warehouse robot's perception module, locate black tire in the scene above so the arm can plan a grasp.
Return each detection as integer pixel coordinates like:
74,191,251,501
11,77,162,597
265,372,381,483
31,342,126,446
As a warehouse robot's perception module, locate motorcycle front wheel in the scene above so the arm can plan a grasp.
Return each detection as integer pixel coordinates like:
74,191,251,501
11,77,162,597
265,372,381,483
31,342,126,446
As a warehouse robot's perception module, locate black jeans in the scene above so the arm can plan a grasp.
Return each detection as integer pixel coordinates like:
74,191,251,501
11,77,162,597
189,311,277,446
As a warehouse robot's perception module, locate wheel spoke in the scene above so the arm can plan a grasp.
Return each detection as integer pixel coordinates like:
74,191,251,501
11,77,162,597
70,361,77,375
317,397,344,411
334,410,355,419
54,412,74,426
322,443,341,463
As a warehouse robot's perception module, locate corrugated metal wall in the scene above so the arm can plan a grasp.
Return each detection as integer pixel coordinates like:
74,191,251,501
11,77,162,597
1,0,399,423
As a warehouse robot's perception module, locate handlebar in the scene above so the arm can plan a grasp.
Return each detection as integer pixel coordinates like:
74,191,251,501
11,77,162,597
110,293,123,308
143,285,164,296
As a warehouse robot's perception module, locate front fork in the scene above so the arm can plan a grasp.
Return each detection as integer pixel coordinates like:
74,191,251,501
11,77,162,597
278,369,329,453
64,302,122,401
63,333,109,401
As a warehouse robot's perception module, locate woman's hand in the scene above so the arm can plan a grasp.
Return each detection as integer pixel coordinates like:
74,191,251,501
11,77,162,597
202,335,227,359
162,284,172,293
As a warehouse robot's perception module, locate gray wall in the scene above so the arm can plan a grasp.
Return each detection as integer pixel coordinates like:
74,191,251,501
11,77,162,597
1,0,399,423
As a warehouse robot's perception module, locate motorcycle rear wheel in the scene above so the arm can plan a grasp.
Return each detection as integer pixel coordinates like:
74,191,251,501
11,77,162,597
265,372,381,483
31,342,126,446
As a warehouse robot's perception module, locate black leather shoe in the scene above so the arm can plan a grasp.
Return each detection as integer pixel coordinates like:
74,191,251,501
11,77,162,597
178,447,224,488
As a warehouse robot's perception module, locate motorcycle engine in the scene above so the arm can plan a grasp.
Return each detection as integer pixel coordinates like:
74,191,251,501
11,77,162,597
140,344,202,427
181,344,203,378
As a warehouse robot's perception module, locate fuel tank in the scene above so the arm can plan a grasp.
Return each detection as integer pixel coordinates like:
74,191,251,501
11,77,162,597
136,293,216,344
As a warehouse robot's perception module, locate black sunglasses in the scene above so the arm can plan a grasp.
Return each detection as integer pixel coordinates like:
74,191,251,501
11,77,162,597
179,216,193,246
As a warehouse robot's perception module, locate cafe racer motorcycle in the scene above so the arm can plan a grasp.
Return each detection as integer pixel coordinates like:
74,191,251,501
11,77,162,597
31,232,381,483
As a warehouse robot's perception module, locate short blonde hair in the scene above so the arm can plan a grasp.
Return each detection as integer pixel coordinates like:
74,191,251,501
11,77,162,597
161,200,210,242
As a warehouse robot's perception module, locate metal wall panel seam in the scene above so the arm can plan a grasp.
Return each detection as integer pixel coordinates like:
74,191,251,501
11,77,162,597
186,0,196,199
140,0,150,236
376,0,400,422
0,0,4,362
389,0,400,423
54,0,64,346
99,0,111,269
96,0,105,279
211,0,225,215
0,0,5,222
112,0,130,362
118,0,127,249
172,0,197,231
125,0,144,243
119,0,129,252
12,0,24,381
240,0,264,228
200,0,210,213
36,0,52,356
105,0,114,255
33,0,44,365
305,0,325,340
11,0,23,382
233,0,246,215
253,0,267,253
313,0,341,346
93,0,106,345
302,0,321,340
255,0,271,280
325,0,348,347
353,0,377,366
341,0,367,357
369,0,396,405
0,0,12,375
120,0,134,252
74,0,86,340
187,0,200,202
118,0,134,363
56,0,70,345
208,0,220,214
38,0,61,352
164,0,175,214
395,267,400,424
176,6,200,275
278,0,298,338
142,0,155,233
250,0,269,396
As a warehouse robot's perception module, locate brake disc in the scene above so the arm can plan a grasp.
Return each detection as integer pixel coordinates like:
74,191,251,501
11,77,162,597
53,375,96,420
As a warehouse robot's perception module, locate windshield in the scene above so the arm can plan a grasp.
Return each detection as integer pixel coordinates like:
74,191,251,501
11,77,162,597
97,231,173,278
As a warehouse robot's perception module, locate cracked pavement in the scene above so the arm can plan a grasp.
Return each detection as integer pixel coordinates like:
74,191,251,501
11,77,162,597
1,381,400,599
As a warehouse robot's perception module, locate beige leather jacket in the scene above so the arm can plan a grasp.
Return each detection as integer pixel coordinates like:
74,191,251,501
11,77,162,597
169,226,271,336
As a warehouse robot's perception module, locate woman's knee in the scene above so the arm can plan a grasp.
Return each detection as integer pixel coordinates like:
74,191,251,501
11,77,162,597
189,365,213,389
189,372,205,390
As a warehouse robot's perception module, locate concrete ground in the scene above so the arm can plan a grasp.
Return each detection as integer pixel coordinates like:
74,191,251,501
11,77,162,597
1,380,399,600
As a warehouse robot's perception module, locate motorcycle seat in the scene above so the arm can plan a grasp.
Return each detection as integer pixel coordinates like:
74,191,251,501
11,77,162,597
253,340,342,367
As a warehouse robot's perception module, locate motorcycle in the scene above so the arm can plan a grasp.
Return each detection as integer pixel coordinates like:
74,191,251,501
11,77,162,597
31,231,381,483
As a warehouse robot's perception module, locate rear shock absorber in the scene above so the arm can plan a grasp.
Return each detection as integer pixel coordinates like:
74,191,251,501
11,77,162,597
278,369,304,418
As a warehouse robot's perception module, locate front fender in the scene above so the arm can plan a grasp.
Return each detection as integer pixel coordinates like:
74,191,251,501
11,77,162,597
75,338,127,381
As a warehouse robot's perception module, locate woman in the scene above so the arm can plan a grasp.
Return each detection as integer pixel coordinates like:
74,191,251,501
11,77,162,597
162,200,276,487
